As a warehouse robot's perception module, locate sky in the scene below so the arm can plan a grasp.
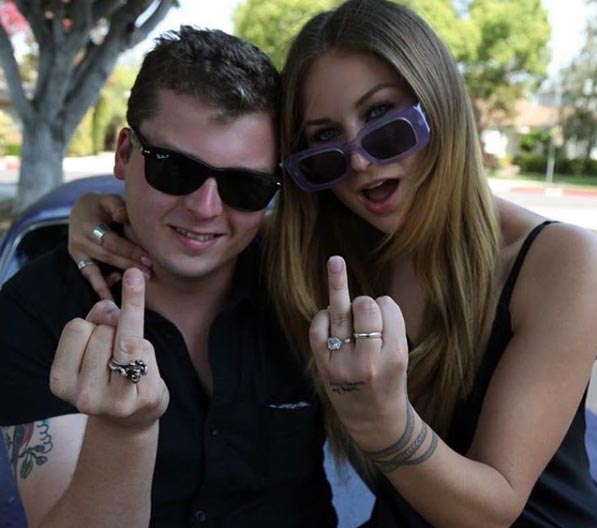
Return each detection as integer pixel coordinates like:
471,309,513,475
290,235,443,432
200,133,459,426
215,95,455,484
135,0,590,80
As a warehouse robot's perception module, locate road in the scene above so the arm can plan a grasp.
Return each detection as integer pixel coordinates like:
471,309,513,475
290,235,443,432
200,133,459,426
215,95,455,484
489,178,597,232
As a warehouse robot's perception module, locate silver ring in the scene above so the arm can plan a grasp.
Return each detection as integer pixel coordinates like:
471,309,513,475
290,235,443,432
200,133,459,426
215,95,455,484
107,358,148,384
327,336,353,351
353,332,383,340
77,257,95,270
90,223,109,246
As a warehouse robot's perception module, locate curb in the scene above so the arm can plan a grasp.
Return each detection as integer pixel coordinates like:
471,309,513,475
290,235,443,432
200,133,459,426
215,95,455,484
506,186,597,198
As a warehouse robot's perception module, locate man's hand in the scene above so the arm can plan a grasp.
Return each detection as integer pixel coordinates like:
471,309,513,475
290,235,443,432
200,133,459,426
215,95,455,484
50,268,169,430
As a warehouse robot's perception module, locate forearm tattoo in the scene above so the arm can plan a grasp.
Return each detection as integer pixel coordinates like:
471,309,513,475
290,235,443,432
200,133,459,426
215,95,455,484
329,381,365,394
2,420,54,479
362,402,438,473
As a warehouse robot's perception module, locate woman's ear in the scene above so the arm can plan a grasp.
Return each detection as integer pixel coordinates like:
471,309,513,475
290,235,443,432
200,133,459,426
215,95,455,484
114,128,134,181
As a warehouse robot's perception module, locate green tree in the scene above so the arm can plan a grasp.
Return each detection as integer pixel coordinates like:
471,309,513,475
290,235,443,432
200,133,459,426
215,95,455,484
0,1,177,212
399,0,479,63
234,0,341,68
68,64,137,156
233,0,550,125
559,15,597,161
92,63,138,153
464,0,550,118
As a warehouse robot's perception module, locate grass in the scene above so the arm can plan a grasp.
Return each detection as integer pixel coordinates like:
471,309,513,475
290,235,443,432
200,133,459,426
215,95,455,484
492,171,597,188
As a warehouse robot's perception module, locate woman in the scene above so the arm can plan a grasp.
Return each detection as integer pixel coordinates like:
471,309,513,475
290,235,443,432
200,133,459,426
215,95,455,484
68,1,597,525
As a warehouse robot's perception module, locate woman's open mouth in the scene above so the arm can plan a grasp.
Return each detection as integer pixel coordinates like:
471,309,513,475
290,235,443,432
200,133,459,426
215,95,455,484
361,179,400,204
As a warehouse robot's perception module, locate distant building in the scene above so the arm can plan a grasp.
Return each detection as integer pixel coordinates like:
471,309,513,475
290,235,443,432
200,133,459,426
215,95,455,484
480,99,561,159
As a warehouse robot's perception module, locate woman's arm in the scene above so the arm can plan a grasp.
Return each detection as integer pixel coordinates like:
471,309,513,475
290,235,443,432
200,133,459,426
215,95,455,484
310,224,597,527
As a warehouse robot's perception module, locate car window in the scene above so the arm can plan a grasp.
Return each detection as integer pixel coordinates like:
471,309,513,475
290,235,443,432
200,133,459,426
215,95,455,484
3,223,68,285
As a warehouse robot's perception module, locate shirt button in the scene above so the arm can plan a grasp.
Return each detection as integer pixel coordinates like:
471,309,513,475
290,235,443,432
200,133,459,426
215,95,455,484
210,428,218,437
195,510,207,522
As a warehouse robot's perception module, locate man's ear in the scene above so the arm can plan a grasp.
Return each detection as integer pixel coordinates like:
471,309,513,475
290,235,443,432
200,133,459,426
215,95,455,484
114,128,133,181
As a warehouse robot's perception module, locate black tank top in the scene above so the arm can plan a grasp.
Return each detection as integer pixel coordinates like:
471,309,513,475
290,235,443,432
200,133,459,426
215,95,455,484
367,221,597,527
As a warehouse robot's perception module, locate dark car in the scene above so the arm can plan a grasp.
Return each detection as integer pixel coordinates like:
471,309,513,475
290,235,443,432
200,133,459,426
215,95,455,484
0,175,123,528
0,175,123,286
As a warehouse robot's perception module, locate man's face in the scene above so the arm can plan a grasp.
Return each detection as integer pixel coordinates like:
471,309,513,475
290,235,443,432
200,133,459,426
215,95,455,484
114,89,277,287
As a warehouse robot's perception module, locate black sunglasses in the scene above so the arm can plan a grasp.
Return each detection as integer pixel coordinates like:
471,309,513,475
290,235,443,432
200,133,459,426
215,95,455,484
128,126,282,212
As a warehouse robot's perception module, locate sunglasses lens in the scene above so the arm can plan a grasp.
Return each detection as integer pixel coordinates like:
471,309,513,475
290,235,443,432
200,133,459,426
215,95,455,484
145,155,205,196
218,171,280,211
297,150,348,186
362,119,416,160
145,154,277,211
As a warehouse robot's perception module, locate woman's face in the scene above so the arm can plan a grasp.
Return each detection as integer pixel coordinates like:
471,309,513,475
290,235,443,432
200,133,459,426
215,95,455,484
301,50,425,233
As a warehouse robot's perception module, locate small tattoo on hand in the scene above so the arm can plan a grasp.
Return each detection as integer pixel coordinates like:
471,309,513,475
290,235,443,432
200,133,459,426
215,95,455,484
329,381,365,394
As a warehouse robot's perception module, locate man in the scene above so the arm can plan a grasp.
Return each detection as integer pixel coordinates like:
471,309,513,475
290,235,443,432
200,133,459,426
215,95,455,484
0,27,337,527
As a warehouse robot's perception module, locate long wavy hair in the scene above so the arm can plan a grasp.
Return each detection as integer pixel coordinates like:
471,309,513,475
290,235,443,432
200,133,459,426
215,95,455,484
266,0,500,474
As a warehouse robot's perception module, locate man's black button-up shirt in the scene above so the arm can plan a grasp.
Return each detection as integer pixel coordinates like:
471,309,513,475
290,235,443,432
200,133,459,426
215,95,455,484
0,241,337,527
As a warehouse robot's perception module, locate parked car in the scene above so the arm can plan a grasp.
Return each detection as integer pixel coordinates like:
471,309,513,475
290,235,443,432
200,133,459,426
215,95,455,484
0,175,123,286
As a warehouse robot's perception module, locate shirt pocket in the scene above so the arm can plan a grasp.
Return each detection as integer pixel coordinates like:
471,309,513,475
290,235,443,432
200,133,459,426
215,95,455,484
259,400,325,484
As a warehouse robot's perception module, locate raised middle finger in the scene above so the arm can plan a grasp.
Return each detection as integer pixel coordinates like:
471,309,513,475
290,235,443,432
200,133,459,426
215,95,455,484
327,256,353,341
108,268,148,388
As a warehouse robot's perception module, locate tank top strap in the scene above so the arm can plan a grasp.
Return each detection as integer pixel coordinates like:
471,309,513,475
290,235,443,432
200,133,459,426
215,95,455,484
497,220,556,309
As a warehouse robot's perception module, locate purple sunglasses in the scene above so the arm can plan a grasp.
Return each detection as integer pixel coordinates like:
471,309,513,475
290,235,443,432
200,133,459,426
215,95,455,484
281,103,431,192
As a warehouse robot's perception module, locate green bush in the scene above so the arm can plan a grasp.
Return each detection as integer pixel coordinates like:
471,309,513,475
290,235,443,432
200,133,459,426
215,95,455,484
514,153,548,173
4,144,21,156
513,154,597,176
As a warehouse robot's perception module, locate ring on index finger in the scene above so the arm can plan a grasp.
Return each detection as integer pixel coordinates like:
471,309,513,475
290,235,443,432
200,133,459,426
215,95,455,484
90,223,109,246
108,358,148,384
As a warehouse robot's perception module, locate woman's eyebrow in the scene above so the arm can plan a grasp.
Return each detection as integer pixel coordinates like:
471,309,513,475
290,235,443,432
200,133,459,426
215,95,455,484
356,82,402,107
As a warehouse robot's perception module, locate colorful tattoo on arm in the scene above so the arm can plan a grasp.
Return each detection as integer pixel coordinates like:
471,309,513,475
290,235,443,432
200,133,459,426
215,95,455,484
3,420,54,479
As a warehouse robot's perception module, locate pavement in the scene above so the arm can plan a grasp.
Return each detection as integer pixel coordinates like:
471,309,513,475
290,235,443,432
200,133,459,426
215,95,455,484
0,153,115,185
488,176,597,197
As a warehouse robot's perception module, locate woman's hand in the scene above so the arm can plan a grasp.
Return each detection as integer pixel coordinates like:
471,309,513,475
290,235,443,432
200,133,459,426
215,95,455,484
309,255,411,451
68,192,152,300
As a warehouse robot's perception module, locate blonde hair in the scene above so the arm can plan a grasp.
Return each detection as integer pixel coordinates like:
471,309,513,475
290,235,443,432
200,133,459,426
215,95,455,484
266,0,499,475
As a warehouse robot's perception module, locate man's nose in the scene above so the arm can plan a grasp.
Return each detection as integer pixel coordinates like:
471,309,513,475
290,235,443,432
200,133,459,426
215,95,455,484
182,177,224,218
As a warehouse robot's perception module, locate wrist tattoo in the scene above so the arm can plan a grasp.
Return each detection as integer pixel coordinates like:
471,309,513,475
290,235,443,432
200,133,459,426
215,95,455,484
329,381,365,394
3,420,54,480
362,402,438,473
363,401,415,457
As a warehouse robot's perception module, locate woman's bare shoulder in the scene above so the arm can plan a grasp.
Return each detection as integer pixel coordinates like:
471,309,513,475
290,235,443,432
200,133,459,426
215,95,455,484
496,197,597,265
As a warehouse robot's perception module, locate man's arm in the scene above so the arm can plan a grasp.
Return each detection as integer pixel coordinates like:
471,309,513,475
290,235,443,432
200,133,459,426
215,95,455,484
2,415,86,527
3,269,168,528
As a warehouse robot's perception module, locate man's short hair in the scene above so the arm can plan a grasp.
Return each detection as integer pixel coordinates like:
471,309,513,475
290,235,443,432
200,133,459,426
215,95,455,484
127,26,280,126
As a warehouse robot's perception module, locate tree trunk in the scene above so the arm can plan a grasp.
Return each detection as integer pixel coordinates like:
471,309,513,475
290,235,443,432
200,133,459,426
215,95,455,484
14,122,65,213
0,0,177,213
